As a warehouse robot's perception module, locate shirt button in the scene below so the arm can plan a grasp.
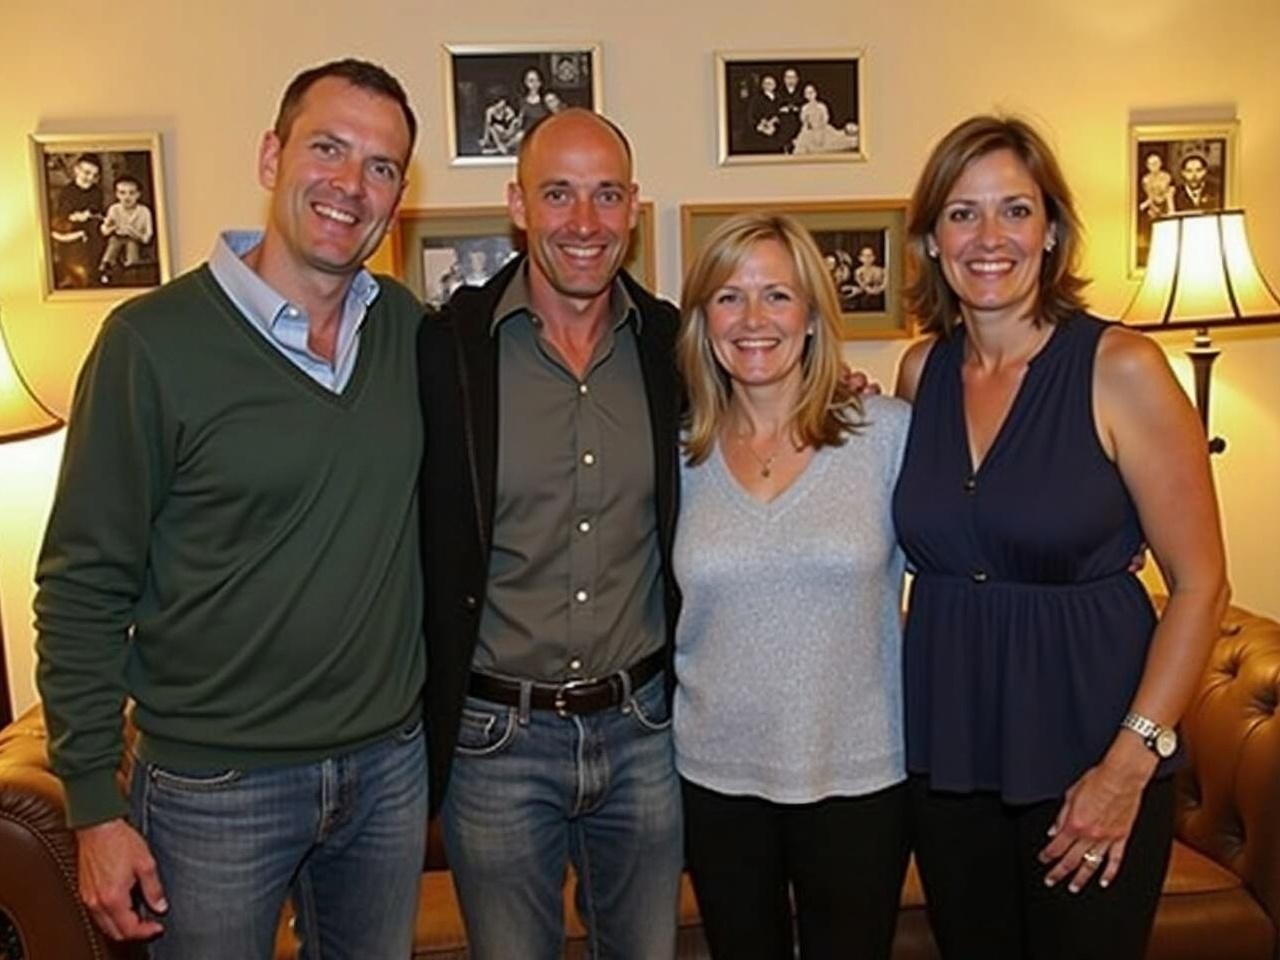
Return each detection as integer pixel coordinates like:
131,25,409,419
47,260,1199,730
963,476,977,493
578,519,592,534
582,451,596,466
574,589,589,603
971,570,988,584
462,594,478,610
568,658,583,671
578,383,589,396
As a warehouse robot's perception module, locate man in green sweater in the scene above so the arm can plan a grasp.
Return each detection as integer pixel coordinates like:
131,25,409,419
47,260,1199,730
34,59,427,959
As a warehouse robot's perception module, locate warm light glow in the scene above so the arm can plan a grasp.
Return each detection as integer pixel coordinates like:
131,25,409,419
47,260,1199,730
0,313,63,441
1124,211,1280,327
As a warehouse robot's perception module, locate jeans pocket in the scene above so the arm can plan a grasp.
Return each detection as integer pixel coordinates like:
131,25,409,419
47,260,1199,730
396,716,425,743
454,704,518,757
147,764,243,792
629,675,672,732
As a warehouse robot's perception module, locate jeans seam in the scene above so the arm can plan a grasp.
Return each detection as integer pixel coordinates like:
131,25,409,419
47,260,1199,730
292,861,321,959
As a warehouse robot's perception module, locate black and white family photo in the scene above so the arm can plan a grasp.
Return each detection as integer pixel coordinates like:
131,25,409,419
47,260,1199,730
1130,122,1236,273
718,53,863,164
32,133,168,298
446,44,600,163
421,234,519,308
812,229,888,313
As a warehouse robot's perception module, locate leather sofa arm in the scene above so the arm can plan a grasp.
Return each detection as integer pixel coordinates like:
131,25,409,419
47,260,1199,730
1174,603,1280,939
0,706,137,960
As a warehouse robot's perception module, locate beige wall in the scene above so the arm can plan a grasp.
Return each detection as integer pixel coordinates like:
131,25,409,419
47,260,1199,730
2,0,1277,714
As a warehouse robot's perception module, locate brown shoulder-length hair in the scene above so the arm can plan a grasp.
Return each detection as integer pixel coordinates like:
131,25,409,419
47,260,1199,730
677,212,862,465
905,115,1089,335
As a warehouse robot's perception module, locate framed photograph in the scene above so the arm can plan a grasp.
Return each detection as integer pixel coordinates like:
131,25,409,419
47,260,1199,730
30,132,170,300
1129,121,1238,275
392,201,656,308
444,43,603,166
716,50,865,165
680,200,911,339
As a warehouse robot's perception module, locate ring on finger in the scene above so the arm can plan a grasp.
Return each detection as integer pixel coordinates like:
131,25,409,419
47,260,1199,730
1082,850,1104,866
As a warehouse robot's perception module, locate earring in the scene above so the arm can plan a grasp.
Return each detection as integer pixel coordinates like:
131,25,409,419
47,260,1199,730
1044,237,1057,253
926,239,939,258
806,324,816,336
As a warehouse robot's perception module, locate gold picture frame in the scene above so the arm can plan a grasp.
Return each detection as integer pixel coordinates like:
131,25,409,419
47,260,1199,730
393,201,656,306
680,199,912,339
30,131,172,301
1128,120,1239,276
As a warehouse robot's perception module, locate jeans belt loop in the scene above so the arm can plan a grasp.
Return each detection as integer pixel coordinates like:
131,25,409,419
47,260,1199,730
553,678,593,718
616,667,633,715
517,680,533,726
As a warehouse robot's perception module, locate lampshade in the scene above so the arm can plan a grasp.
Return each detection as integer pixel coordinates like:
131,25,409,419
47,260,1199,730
0,310,63,442
1124,210,1280,330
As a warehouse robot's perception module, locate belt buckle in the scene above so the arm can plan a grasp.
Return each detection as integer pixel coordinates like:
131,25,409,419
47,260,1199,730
553,678,593,718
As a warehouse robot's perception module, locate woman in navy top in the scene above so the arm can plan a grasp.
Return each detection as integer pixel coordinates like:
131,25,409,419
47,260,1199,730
892,115,1228,959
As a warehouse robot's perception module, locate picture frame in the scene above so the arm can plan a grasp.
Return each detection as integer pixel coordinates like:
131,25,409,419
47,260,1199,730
443,43,603,166
392,201,656,308
1128,121,1239,276
716,50,865,166
30,132,171,300
680,199,911,340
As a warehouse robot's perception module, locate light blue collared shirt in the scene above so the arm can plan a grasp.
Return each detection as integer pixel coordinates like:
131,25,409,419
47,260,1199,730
207,230,379,393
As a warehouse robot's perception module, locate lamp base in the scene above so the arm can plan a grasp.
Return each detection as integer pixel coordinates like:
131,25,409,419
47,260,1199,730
1187,331,1226,456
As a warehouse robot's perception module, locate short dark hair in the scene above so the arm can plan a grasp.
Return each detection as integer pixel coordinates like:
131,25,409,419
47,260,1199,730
73,153,101,170
113,174,142,191
515,107,634,183
274,58,417,152
905,114,1089,334
1180,152,1208,171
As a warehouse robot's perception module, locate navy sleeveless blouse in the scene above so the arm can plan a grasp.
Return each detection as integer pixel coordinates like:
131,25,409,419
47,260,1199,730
893,313,1166,803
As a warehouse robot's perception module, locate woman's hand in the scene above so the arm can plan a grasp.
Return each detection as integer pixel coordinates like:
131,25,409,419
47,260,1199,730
1038,738,1156,893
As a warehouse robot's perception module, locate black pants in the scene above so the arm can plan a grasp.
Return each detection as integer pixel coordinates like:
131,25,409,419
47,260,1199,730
682,778,910,960
910,774,1176,960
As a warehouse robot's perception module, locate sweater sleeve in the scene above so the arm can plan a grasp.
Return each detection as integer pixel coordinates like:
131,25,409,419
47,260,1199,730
34,314,176,828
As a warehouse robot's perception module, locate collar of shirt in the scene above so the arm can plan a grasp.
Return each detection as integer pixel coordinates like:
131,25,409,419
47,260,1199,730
489,263,640,337
208,230,380,392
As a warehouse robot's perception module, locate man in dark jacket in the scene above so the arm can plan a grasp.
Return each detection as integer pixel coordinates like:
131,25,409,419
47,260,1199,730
417,108,683,959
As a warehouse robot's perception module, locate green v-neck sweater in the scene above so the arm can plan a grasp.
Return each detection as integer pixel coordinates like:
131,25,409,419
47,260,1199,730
34,266,425,827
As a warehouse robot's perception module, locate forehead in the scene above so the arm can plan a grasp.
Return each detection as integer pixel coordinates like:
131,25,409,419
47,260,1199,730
522,117,631,184
290,77,410,154
75,160,99,172
947,148,1040,198
117,180,139,191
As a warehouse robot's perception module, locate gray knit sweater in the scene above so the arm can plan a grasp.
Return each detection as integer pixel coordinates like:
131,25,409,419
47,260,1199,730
673,394,910,803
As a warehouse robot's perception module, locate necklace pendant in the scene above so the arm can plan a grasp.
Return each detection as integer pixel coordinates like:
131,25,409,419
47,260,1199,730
761,465,771,478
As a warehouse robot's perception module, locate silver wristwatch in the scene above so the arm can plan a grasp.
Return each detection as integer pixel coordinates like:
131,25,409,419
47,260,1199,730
1121,712,1178,759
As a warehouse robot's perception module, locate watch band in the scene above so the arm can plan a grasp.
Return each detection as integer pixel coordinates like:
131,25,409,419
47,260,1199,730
1121,711,1161,741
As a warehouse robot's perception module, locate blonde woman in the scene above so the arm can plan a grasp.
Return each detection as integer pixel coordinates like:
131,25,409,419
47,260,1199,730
674,213,911,959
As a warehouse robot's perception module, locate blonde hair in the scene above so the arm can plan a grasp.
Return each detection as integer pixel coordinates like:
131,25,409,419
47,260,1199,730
905,114,1089,334
677,212,862,465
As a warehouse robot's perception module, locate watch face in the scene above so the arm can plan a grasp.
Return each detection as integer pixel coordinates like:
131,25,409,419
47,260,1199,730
1154,728,1178,758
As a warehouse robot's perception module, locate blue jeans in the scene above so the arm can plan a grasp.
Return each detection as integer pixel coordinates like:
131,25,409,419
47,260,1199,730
442,671,683,960
130,717,427,960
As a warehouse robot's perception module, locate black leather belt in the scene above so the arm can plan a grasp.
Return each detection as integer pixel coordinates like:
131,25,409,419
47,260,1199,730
468,650,664,717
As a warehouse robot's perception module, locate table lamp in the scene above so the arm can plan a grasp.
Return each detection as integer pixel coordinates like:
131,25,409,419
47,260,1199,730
1122,210,1280,454
0,309,63,725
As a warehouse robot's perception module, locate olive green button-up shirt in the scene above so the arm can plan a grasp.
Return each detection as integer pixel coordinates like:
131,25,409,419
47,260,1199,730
473,269,665,682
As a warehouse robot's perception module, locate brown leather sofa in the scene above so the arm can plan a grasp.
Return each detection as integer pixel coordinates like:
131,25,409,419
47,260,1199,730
2,600,1277,959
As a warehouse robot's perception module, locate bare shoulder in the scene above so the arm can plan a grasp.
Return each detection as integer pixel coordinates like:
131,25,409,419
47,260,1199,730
1096,323,1172,388
894,335,939,404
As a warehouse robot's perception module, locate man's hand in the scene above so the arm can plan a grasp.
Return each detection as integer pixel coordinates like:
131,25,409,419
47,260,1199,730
76,818,167,941
839,364,882,396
